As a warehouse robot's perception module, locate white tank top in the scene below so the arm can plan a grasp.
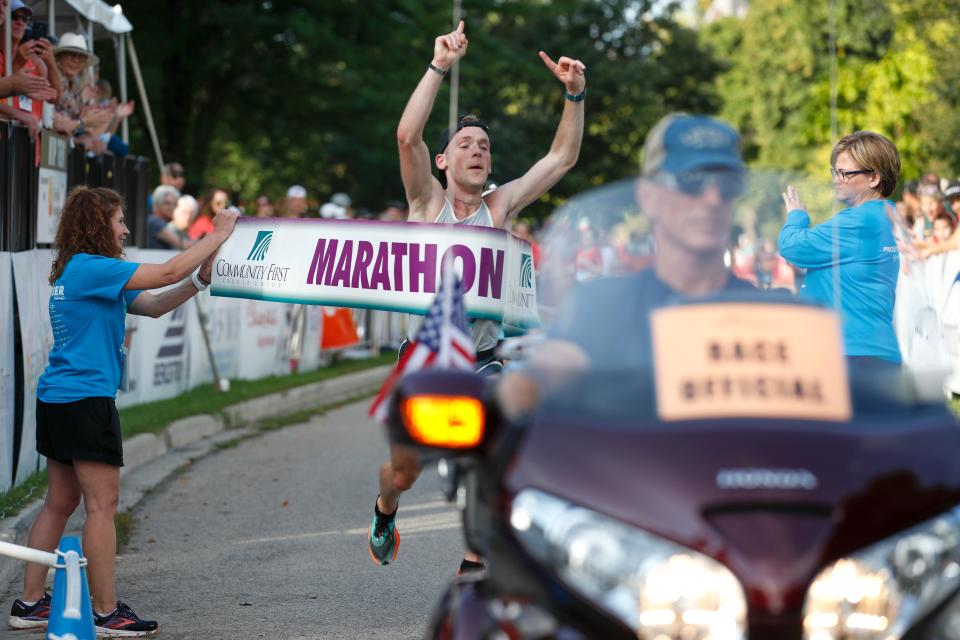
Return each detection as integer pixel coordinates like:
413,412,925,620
407,197,499,352
433,197,494,227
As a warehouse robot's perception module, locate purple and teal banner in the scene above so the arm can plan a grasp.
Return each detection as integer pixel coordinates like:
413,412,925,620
211,218,540,331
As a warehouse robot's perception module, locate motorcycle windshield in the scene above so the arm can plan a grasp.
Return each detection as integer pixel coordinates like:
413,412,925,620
519,168,952,425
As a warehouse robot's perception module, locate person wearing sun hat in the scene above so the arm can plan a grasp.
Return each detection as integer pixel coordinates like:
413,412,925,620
52,32,112,145
53,32,99,66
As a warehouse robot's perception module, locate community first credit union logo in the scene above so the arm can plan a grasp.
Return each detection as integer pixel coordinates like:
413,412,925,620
247,230,274,261
509,252,535,311
216,228,290,288
520,253,534,289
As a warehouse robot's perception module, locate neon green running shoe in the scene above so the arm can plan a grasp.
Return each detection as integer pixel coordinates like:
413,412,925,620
368,503,400,565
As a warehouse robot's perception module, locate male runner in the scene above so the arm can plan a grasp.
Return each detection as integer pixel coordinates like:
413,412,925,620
369,19,586,567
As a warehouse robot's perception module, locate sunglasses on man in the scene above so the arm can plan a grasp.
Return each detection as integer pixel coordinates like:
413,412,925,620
652,169,746,200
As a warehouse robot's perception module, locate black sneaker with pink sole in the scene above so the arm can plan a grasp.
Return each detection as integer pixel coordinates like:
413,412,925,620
94,600,158,637
8,592,51,629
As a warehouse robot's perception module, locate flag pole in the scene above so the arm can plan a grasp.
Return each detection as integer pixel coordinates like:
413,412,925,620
438,254,454,366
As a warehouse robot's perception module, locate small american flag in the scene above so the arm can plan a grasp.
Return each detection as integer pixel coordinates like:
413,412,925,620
369,263,476,422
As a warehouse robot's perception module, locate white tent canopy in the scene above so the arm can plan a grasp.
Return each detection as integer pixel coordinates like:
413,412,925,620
25,0,132,38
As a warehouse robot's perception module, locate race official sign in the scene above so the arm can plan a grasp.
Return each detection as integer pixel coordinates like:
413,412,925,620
211,218,540,332
651,303,851,423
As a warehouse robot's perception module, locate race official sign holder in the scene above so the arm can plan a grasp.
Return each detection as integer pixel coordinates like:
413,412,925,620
210,218,540,335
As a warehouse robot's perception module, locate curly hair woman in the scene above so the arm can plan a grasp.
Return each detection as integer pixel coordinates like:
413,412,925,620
8,186,237,636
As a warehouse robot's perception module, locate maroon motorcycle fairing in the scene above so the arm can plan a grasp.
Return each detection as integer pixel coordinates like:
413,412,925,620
498,407,960,634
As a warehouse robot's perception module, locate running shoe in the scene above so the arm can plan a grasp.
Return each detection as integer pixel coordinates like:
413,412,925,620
457,558,486,576
8,592,51,629
368,503,400,565
94,600,158,637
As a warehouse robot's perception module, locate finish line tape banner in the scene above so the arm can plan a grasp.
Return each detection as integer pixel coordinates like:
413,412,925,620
211,218,540,332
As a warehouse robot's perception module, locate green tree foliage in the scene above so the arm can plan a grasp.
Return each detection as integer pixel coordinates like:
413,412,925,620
99,1,721,219
701,0,960,182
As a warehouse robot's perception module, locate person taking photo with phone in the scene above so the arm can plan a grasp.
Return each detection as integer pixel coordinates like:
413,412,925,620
0,0,60,139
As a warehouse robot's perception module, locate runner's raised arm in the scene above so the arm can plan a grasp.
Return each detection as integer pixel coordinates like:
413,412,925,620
487,52,586,228
397,20,468,219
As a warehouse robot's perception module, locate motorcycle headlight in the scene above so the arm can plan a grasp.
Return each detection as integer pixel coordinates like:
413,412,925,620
511,488,747,640
804,505,960,640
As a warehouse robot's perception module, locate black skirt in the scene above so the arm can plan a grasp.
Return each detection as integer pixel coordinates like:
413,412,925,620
36,397,124,467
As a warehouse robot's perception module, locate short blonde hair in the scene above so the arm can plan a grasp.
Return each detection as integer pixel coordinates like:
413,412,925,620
831,131,900,198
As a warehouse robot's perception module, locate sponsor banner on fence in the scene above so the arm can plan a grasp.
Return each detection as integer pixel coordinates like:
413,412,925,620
211,218,540,331
117,249,192,408
0,254,14,491
237,299,287,380
185,290,241,389
36,132,69,244
12,250,53,483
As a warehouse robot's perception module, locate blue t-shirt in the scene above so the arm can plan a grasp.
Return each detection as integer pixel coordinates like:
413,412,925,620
778,199,901,363
549,268,759,368
37,254,142,403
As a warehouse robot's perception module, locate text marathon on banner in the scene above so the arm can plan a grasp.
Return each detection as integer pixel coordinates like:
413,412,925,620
210,218,540,331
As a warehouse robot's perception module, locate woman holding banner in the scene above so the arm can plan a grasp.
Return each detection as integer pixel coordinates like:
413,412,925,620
8,187,237,636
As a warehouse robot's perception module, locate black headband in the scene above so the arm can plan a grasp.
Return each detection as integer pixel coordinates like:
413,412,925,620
435,116,490,156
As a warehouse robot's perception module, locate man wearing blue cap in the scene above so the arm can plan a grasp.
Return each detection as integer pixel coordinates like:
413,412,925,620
548,112,755,366
369,19,586,570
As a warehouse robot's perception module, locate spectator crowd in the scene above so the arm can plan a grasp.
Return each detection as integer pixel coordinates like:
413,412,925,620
0,2,135,155
7,0,955,377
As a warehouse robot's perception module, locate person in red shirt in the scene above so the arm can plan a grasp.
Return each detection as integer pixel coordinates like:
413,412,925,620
0,0,60,139
188,189,229,240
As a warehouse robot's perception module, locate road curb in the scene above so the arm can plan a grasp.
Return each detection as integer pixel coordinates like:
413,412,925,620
0,363,391,600
164,414,224,449
121,433,169,474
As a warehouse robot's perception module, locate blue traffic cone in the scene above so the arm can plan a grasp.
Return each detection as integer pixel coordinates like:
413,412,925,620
46,536,95,640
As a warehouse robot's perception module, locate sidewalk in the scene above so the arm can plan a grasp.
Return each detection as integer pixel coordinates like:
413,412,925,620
0,364,391,600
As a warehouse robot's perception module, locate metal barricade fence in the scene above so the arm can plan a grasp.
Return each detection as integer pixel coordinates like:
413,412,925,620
2,123,37,252
2,122,150,252
355,308,410,357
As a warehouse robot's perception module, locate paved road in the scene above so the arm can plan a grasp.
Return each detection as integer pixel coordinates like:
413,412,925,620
32,401,462,639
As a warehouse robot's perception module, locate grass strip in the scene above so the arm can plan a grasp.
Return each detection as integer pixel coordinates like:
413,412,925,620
0,470,47,520
119,353,393,438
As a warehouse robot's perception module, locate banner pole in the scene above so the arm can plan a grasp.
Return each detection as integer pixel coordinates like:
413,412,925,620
194,296,228,392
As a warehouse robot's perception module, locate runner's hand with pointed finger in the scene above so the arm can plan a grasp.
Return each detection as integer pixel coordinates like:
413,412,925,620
432,20,468,72
538,52,586,94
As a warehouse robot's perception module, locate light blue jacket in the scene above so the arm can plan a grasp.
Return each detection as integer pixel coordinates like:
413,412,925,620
778,199,901,363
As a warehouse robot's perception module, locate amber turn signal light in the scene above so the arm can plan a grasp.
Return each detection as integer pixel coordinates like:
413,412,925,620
401,395,485,449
